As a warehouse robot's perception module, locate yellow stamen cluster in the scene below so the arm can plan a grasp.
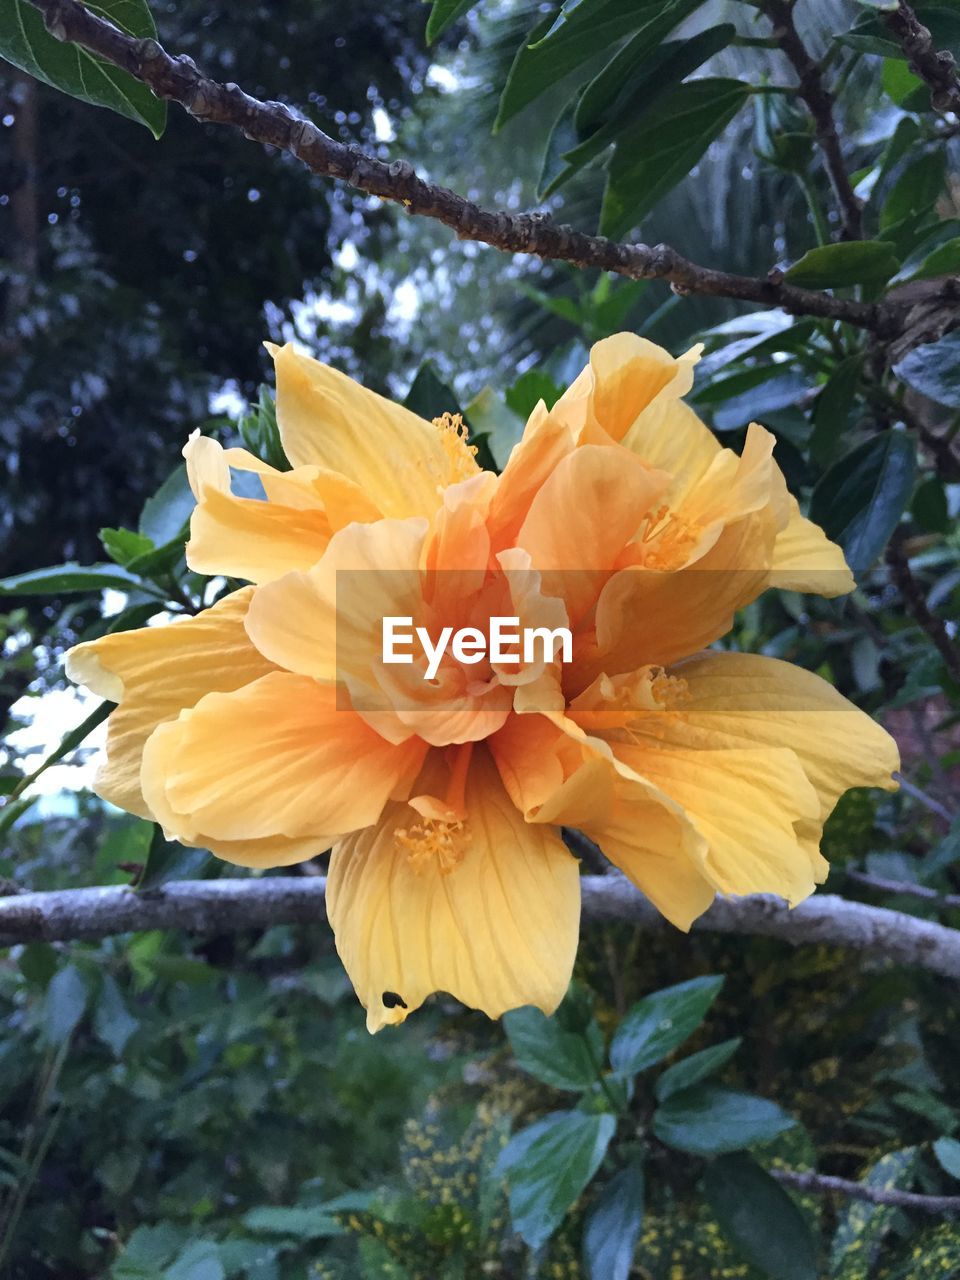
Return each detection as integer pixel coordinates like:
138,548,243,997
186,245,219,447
433,411,478,482
634,503,700,570
603,666,690,714
396,815,470,875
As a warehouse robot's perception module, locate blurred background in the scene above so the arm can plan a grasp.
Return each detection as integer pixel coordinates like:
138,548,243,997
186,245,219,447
1,0,960,1276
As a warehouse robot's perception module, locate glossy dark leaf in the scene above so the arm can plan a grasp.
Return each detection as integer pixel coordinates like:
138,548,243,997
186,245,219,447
809,433,917,573
784,241,900,289
655,1038,742,1102
136,825,213,891
935,1137,960,1180
600,79,752,237
138,464,196,547
810,354,864,466
425,0,477,42
504,1005,605,1092
610,975,724,1078
653,1086,796,1156
94,974,139,1057
583,1162,644,1280
100,527,155,568
893,331,960,408
703,1153,818,1280
403,360,459,420
0,0,166,136
881,151,946,230
0,563,150,597
43,964,89,1046
496,0,699,131
497,1110,616,1250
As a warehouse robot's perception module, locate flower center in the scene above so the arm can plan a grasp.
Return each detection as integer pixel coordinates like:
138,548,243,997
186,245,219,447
631,504,700,570
433,412,478,482
396,817,469,875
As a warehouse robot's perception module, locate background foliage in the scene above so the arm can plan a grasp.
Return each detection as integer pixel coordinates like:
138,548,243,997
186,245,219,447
2,0,960,1275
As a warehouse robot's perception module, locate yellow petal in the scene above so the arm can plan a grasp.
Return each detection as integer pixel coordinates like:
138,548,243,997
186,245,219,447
244,517,426,679
140,671,426,846
670,649,900,837
620,398,722,506
183,435,381,584
769,494,855,597
326,746,580,1032
270,343,472,517
491,712,713,930
64,589,274,819
554,333,701,443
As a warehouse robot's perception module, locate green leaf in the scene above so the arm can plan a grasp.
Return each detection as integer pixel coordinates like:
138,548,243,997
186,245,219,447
600,79,752,237
882,56,928,109
0,562,150,597
653,1086,796,1156
881,151,946,230
703,1153,817,1280
94,974,138,1057
809,433,917,573
830,1147,920,1277
784,241,900,290
574,4,723,136
810,354,865,466
464,387,524,470
496,0,695,131
18,942,58,988
0,0,166,137
504,370,563,418
504,1005,605,1092
497,1110,616,1250
238,386,289,473
425,0,477,42
100,527,155,567
911,476,950,534
906,235,960,281
583,1161,644,1280
935,1137,960,1180
894,331,960,408
610,975,724,1078
241,1205,344,1238
139,464,196,546
136,824,211,891
655,1038,742,1102
403,360,459,420
43,964,89,1045
164,1241,224,1280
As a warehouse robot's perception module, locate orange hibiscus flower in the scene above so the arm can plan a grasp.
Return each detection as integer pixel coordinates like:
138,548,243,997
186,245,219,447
67,335,898,1031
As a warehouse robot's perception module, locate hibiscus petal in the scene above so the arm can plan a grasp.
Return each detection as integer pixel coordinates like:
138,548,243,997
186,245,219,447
326,746,580,1031
140,671,426,845
270,343,473,516
517,443,671,624
769,494,855,597
65,588,275,818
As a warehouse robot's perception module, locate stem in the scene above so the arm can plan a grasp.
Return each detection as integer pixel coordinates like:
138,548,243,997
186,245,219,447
797,173,831,247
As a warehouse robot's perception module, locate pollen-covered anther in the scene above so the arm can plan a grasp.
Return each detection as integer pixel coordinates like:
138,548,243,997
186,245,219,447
396,816,470,875
432,411,478,482
634,504,700,570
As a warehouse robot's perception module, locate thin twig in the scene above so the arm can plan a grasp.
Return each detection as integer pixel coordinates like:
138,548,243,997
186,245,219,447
773,1168,960,1214
882,1,960,115
886,538,960,684
895,773,955,826
21,0,897,333
4,877,960,981
844,868,960,911
762,0,863,239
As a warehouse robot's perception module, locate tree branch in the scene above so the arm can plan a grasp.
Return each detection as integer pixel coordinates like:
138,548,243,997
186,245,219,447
772,1168,960,1215
882,1,960,115
762,0,863,240
885,537,960,685
22,0,894,333
4,876,960,981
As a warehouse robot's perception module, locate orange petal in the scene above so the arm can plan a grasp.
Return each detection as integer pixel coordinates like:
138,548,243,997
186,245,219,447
140,671,426,847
